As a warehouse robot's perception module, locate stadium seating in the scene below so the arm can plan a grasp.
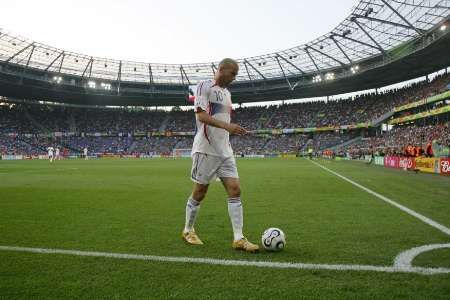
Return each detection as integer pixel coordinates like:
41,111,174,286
0,73,448,156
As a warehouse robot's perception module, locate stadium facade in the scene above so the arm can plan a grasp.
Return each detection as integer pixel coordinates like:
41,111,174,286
0,0,449,106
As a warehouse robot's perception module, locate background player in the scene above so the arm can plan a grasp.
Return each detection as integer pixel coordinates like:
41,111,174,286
55,147,61,161
83,147,88,160
47,146,54,163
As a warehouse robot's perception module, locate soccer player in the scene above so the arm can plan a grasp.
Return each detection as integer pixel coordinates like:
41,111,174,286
47,146,54,163
182,58,259,252
55,147,60,161
83,147,88,160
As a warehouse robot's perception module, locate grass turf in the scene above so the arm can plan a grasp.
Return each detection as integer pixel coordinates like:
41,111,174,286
0,158,449,299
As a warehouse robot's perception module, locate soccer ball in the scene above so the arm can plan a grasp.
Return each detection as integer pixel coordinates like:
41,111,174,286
261,228,286,251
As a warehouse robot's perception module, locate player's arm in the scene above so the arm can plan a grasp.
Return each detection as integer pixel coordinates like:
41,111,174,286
196,110,247,136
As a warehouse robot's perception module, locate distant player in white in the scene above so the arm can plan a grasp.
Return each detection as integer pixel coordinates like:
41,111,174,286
83,147,88,160
55,147,60,161
182,58,259,252
47,146,54,163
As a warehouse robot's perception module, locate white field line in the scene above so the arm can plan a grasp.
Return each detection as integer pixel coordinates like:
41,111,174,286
0,245,449,275
394,243,450,268
308,159,450,236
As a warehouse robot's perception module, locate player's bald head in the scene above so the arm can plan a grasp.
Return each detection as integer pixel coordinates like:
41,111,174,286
219,58,239,70
216,58,239,87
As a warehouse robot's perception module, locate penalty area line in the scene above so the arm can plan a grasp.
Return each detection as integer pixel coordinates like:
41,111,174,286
0,245,449,275
308,159,450,236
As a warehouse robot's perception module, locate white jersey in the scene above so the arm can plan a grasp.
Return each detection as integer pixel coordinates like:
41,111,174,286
83,148,88,155
55,148,60,155
192,80,233,158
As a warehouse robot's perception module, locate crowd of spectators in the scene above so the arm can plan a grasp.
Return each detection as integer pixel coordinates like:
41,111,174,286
339,122,450,158
1,73,447,135
0,132,348,156
0,135,41,155
0,73,448,156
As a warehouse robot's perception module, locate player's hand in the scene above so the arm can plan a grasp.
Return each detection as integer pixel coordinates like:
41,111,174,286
226,123,247,136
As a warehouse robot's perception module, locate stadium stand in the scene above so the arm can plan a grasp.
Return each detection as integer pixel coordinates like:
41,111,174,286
0,73,449,157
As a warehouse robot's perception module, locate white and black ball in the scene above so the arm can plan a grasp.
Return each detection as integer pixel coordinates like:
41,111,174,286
261,227,286,251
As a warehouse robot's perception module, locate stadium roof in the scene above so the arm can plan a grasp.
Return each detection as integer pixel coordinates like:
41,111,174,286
0,0,449,106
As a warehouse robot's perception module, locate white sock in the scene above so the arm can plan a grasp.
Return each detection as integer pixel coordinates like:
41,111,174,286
184,197,201,233
228,197,244,241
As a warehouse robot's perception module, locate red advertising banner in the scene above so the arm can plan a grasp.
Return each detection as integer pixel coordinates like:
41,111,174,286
440,158,450,176
399,157,416,170
384,156,399,168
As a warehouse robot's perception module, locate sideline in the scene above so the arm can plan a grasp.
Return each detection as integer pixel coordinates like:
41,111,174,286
0,245,449,275
308,159,450,236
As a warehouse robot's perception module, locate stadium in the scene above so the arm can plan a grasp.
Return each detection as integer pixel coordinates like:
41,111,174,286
0,0,449,298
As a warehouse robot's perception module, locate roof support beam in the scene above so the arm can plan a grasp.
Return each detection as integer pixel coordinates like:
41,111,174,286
307,45,347,67
117,60,122,95
351,18,388,56
243,60,253,81
304,48,321,73
380,0,425,36
275,55,293,90
180,66,188,102
88,58,94,78
276,54,305,75
6,42,34,63
24,45,35,68
180,65,191,85
330,36,352,64
211,63,217,76
425,12,446,18
243,61,256,92
20,44,35,83
81,57,93,79
44,51,64,72
148,64,154,86
58,53,65,73
244,59,266,80
352,14,425,34
336,33,384,53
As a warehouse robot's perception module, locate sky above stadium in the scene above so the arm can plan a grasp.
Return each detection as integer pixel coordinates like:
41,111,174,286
2,0,357,64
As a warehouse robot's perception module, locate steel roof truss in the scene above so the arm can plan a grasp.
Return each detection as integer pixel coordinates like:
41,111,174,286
352,14,425,34
307,45,347,67
330,36,353,64
44,51,64,72
275,55,293,90
148,64,154,86
180,65,191,85
81,57,93,79
276,54,305,75
380,0,425,36
244,59,267,80
304,48,321,73
211,63,217,76
6,42,34,63
58,53,65,73
351,20,388,55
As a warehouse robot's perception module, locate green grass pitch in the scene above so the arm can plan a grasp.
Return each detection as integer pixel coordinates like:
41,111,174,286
0,158,449,299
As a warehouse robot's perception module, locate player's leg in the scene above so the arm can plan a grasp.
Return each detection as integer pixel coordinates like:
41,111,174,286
221,177,243,240
219,157,259,252
183,153,217,245
183,182,208,245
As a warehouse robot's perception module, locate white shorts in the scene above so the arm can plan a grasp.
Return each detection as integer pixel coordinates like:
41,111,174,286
191,152,239,184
